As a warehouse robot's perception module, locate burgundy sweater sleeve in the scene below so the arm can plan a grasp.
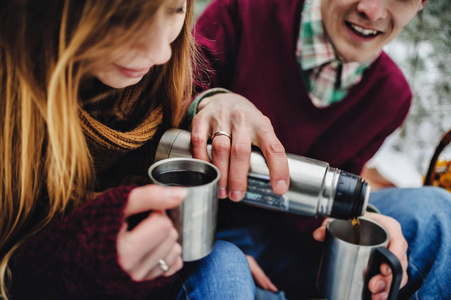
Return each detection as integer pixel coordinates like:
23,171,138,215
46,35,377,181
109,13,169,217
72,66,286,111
194,0,241,91
9,185,173,299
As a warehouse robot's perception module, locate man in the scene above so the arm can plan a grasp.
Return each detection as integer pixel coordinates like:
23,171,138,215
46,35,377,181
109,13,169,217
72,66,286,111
193,0,451,299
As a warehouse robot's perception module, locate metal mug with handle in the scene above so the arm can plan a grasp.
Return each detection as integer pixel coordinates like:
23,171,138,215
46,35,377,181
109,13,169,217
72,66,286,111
316,217,403,300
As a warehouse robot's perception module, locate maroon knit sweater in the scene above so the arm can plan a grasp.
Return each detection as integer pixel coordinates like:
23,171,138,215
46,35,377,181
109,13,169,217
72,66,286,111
9,186,173,299
195,0,412,176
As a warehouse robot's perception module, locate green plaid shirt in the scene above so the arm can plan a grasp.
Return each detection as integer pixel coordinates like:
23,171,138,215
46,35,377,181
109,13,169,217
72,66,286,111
297,0,379,107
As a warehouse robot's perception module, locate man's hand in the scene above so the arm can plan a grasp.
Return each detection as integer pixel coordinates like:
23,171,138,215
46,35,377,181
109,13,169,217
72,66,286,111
191,92,290,201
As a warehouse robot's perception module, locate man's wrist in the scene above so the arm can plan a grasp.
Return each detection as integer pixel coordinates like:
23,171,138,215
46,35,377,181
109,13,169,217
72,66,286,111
186,88,231,122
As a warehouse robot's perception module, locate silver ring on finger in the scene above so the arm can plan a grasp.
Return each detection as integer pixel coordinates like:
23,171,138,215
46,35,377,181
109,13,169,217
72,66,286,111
158,259,169,272
211,131,232,141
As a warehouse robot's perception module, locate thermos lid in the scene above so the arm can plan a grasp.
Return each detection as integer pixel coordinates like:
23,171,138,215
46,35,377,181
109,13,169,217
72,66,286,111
331,172,370,218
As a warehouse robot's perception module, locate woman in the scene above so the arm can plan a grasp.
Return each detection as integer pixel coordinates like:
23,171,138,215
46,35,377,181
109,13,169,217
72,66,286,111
0,0,290,298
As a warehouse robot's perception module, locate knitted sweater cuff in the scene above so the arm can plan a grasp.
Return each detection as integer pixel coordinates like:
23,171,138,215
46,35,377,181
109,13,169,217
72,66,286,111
186,87,231,125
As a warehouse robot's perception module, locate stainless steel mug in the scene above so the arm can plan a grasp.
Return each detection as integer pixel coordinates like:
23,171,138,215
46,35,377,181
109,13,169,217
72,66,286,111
148,157,220,262
316,217,403,300
155,128,369,219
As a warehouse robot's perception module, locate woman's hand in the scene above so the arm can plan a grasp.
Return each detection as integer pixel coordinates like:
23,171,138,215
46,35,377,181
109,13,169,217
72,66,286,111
191,92,290,201
313,212,409,300
116,185,186,281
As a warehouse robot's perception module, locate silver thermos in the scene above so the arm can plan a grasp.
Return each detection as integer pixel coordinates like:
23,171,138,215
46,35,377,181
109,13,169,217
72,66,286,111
155,129,369,219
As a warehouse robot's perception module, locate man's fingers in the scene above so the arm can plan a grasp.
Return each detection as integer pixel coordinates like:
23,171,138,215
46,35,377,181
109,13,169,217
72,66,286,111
190,118,212,162
228,129,252,201
369,274,389,300
254,126,289,195
246,255,278,292
211,134,231,199
366,212,409,288
313,225,327,241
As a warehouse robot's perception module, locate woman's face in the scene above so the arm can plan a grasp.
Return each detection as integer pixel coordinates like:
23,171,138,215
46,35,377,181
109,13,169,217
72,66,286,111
321,0,424,62
92,0,187,89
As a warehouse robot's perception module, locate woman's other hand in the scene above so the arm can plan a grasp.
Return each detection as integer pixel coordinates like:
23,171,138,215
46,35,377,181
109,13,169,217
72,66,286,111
190,92,290,201
117,185,186,281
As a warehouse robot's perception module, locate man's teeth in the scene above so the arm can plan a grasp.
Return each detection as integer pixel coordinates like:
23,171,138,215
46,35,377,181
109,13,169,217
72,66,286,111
350,24,378,36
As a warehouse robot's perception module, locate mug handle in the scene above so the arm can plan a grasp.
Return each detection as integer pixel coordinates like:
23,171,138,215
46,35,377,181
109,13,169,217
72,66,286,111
363,246,403,300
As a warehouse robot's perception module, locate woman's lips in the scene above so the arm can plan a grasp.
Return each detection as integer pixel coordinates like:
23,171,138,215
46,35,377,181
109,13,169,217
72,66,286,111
116,65,151,78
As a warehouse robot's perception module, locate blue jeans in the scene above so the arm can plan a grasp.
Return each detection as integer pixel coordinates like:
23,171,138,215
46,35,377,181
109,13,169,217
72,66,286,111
217,187,451,300
216,211,323,299
159,240,255,299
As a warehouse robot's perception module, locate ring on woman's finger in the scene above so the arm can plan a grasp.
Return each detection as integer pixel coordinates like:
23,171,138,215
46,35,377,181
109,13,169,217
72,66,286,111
158,259,169,272
211,131,232,141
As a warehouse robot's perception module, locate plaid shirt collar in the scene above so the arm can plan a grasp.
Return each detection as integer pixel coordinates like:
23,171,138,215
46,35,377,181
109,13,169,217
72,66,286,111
296,0,379,107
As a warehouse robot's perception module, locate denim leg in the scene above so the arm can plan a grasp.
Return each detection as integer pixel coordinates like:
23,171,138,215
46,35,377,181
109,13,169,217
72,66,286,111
169,240,255,300
370,187,451,300
216,220,323,300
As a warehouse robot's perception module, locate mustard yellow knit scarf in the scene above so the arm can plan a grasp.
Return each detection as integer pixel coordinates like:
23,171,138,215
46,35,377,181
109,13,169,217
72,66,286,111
79,79,163,171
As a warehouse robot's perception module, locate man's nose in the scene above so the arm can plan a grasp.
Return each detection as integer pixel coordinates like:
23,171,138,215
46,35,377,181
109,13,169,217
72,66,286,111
356,0,388,22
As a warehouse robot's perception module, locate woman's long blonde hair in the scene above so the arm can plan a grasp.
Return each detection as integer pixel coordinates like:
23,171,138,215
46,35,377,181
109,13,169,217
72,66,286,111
0,0,195,298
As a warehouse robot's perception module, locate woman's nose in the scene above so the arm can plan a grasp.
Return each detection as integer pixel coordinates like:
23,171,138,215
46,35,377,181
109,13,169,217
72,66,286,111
147,39,172,66
356,0,388,22
139,21,173,65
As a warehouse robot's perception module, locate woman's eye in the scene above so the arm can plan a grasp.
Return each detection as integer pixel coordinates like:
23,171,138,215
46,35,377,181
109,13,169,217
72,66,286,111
175,6,185,14
167,0,186,15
